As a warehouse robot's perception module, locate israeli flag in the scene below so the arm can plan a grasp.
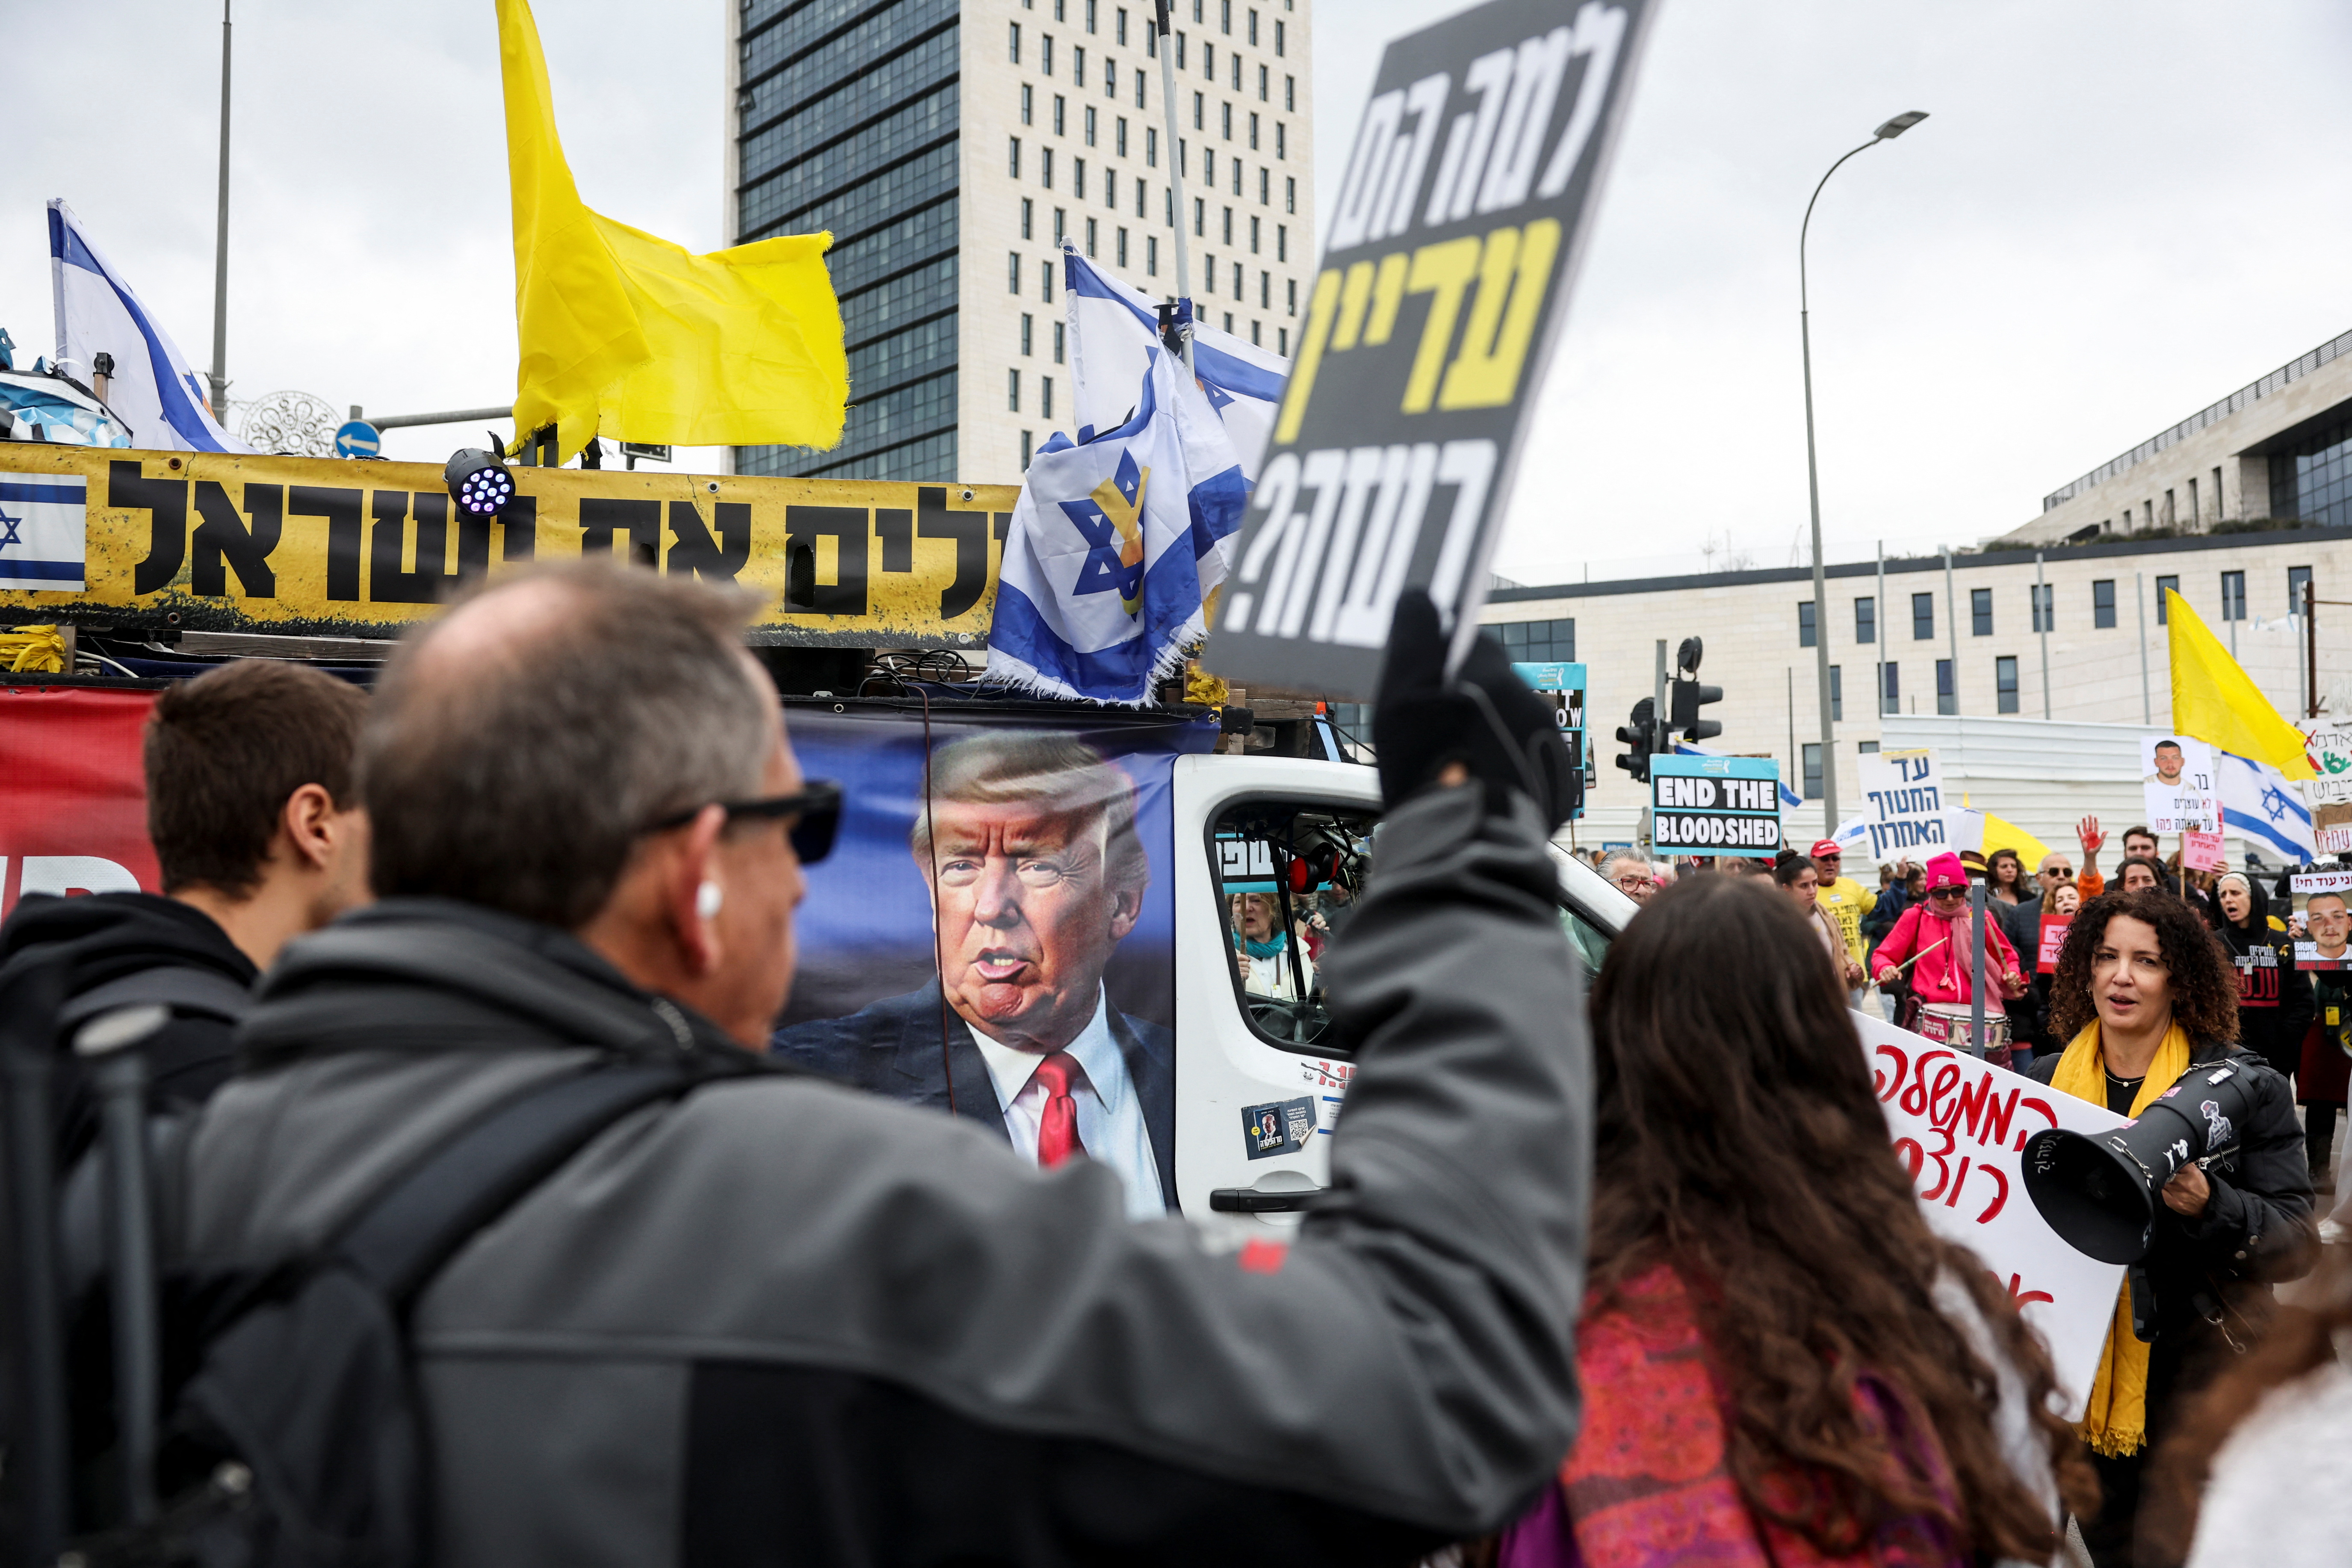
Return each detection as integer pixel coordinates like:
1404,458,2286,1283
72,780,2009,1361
2219,747,2316,864
0,474,90,591
1063,246,1288,481
987,346,1247,703
48,200,250,455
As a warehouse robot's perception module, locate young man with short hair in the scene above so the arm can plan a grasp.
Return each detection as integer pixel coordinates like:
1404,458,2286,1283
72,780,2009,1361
0,659,369,1163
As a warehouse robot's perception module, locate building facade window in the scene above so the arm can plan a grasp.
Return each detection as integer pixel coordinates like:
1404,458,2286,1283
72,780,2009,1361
1020,313,1033,356
1971,587,1992,636
1880,662,1899,716
2031,582,2053,633
1936,658,1956,716
1147,234,1158,274
2093,579,2116,629
1912,591,1933,641
2156,574,2179,623
1996,656,2019,715
1053,321,1065,363
2221,570,2248,622
1042,376,1054,419
1008,369,1020,411
1021,84,1033,124
2290,564,2314,614
1011,21,1022,61
1802,744,1823,801
1855,596,1875,645
1828,665,1842,722
1798,600,1817,648
1008,251,1022,292
1496,617,1574,664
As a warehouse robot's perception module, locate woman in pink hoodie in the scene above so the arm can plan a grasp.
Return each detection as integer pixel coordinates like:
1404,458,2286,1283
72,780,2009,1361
1870,852,2026,1038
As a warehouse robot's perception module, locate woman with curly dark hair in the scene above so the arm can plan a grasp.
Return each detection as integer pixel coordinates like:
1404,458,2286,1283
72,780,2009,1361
2030,888,2316,1568
1493,874,2089,1568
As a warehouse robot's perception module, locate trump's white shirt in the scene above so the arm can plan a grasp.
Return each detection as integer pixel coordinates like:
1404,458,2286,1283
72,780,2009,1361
969,987,1166,1220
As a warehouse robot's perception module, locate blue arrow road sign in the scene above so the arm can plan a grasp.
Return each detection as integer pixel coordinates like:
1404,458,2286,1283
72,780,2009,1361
333,420,382,458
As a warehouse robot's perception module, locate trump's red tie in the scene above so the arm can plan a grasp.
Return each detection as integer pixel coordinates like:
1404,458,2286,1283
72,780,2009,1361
1033,1051,1085,1167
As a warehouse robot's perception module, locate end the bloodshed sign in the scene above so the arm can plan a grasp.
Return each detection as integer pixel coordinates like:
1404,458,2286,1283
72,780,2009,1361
1650,753,1782,858
1208,0,1658,697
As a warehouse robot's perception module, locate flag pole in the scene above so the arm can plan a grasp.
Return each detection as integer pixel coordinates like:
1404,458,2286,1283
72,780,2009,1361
207,0,232,414
1150,1,1194,371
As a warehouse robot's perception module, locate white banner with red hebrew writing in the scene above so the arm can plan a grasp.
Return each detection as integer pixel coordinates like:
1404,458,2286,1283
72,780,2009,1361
1857,1011,2127,1419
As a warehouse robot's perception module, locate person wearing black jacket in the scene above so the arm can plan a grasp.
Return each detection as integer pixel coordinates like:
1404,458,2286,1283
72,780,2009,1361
0,659,369,1166
2030,888,2314,1568
177,567,1593,1563
2213,870,2313,1083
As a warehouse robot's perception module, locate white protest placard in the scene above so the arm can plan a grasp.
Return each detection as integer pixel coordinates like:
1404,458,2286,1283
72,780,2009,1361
2305,725,2352,805
2290,871,2352,971
1855,749,1963,863
1856,1010,2127,1419
2142,735,2218,834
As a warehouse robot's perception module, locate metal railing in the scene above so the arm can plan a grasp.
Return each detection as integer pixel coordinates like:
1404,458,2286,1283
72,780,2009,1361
2041,327,2352,511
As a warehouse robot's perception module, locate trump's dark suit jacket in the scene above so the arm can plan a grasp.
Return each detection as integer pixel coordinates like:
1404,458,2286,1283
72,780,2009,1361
769,978,1179,1210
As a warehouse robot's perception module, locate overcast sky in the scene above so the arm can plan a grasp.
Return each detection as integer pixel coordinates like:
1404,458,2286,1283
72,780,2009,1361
8,1,2350,590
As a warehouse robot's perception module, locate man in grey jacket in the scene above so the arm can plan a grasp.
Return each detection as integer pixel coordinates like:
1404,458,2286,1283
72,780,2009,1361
183,565,1589,1565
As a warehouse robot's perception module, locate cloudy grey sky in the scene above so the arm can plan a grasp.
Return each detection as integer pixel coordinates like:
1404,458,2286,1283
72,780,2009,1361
8,1,2349,589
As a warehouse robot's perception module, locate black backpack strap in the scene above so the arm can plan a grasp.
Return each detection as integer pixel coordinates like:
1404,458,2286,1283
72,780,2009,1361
334,1060,698,1305
57,966,253,1033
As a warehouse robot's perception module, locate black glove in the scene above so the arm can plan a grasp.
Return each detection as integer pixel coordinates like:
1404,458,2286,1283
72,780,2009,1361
1373,589,1577,829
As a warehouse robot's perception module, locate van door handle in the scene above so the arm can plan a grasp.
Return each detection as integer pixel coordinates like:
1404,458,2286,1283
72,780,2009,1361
1208,1186,1325,1213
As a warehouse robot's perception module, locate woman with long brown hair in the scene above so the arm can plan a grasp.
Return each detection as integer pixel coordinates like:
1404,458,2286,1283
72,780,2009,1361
2028,888,2315,1567
1497,874,2088,1567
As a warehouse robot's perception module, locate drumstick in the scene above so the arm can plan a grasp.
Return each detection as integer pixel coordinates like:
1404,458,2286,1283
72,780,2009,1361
1885,935,1950,976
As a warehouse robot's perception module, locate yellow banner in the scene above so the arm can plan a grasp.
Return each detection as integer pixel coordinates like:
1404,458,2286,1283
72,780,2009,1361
0,445,1017,647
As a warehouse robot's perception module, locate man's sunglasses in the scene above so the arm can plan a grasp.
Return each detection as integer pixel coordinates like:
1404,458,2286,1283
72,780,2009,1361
648,780,842,865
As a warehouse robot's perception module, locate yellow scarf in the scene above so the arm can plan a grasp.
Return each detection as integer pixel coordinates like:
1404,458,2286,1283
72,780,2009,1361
2048,1019,2192,1457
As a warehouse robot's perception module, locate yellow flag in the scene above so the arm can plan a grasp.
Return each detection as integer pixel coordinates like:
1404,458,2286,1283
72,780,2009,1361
1975,808,2051,876
497,0,846,464
2166,588,2315,780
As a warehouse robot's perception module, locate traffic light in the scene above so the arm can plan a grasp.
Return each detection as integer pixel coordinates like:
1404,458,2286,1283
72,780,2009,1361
1614,698,1658,784
1669,635,1723,743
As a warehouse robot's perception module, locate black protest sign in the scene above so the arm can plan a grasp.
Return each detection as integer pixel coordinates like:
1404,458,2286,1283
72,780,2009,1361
1208,0,1657,698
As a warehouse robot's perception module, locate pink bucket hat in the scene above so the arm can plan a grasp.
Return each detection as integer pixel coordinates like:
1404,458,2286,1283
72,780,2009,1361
1923,851,1968,890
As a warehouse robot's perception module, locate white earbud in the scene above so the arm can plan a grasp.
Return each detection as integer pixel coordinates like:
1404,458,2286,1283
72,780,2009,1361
696,881,724,920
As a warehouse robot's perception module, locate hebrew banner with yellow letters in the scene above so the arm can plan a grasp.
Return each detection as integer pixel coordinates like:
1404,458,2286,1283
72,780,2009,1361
0,444,1015,647
1206,0,1657,697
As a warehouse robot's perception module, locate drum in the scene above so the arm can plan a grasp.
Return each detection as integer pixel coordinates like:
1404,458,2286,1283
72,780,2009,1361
1917,1002,2013,1068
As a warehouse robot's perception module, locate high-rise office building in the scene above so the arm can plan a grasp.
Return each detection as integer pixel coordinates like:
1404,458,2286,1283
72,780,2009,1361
727,0,1314,485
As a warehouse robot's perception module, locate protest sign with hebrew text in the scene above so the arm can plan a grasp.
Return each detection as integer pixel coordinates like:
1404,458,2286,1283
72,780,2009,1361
1857,1010,2127,1419
1208,0,1658,697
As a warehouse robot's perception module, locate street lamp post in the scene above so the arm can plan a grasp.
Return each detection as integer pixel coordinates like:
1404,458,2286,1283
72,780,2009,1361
1800,109,1927,836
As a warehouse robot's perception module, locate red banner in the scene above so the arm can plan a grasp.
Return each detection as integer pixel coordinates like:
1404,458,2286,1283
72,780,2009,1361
2036,913,2070,974
0,685,160,917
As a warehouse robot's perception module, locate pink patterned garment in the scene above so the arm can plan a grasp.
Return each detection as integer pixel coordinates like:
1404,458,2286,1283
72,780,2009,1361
1498,1267,1965,1568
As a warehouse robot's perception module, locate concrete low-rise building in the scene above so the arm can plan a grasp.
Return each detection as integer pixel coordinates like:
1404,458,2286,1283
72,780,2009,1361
1480,524,2352,853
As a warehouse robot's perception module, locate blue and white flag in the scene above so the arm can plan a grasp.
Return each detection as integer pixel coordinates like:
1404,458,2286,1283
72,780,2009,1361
2219,747,2316,864
0,472,90,591
48,200,249,455
987,346,1247,703
1063,247,1288,481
